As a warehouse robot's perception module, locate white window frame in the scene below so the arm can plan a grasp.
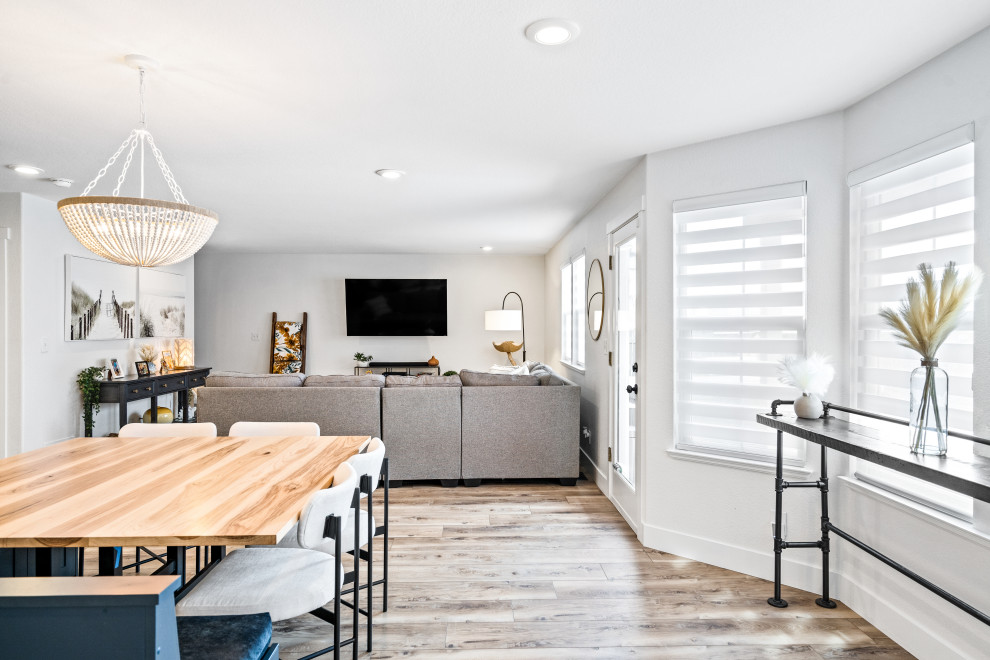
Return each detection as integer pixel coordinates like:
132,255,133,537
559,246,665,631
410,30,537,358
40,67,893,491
848,125,976,520
560,253,586,369
673,182,808,464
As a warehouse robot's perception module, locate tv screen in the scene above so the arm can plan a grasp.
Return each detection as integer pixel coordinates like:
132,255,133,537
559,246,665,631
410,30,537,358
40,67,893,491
345,279,447,336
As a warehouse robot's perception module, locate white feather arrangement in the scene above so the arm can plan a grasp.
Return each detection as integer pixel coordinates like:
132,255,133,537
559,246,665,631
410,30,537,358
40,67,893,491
778,353,835,396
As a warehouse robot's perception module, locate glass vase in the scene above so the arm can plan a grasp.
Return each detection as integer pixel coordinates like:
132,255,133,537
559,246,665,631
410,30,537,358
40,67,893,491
908,359,948,456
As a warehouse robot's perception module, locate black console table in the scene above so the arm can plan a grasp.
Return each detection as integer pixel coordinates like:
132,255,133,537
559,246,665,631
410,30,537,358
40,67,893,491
100,367,212,430
757,401,990,626
353,361,440,376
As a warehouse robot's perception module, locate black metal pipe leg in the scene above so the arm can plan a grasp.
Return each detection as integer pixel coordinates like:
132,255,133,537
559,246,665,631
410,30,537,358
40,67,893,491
816,444,837,609
768,429,788,608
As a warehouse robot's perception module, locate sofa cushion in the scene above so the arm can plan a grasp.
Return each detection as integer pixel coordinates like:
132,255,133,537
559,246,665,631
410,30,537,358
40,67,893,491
177,613,272,660
206,372,304,387
385,374,461,387
459,370,540,386
304,374,386,388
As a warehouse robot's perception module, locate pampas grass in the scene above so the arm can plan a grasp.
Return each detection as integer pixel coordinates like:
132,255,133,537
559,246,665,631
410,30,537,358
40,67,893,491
879,262,982,360
778,353,835,396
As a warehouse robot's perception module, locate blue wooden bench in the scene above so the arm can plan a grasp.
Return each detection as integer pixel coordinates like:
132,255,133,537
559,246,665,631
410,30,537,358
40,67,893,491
0,576,278,659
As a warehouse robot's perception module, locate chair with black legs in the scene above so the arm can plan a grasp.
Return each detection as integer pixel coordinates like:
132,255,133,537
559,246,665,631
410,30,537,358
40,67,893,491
177,461,362,660
280,437,387,653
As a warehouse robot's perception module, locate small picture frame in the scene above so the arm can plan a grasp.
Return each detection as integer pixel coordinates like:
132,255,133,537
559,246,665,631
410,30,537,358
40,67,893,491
108,357,124,380
161,351,175,371
135,361,151,377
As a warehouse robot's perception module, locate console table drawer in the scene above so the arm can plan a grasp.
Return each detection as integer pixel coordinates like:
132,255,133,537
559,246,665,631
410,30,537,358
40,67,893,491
156,376,187,395
188,373,208,388
125,382,155,400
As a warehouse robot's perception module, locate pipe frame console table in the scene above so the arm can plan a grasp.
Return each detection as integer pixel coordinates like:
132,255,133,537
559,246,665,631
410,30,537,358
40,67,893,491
756,401,990,626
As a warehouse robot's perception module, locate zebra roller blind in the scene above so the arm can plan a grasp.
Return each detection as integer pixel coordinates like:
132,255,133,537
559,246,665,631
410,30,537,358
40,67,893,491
674,182,807,462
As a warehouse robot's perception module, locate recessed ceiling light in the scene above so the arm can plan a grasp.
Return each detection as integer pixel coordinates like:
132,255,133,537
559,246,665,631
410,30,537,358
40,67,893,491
481,246,494,252
49,178,74,188
375,169,405,180
7,164,44,176
525,18,580,46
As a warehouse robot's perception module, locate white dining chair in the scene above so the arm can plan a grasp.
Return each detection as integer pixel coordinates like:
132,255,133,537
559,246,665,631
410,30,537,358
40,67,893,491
228,421,321,436
279,437,387,652
177,462,361,660
116,421,218,574
119,422,218,437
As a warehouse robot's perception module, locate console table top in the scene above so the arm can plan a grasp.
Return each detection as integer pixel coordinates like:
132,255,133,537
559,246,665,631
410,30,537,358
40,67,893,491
756,413,990,503
101,366,211,385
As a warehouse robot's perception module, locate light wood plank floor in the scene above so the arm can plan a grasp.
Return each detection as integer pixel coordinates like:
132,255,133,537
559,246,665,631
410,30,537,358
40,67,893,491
104,478,915,659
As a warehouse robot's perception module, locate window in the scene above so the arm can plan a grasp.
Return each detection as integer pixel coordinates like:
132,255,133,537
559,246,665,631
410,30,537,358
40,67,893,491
561,254,586,368
673,182,807,462
849,127,975,519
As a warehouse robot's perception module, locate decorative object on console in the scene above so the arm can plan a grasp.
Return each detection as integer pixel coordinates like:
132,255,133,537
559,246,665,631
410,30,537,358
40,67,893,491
138,269,186,337
443,370,457,377
427,355,439,367
174,338,194,367
492,341,524,366
778,353,834,420
486,291,526,363
587,258,605,341
108,357,123,379
161,351,174,371
879,261,983,456
64,255,136,341
56,54,218,267
135,361,151,377
353,351,374,368
76,366,104,437
271,312,307,374
143,406,174,424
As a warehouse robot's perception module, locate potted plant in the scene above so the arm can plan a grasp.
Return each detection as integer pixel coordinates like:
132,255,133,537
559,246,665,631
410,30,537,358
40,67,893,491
353,352,374,368
76,366,104,437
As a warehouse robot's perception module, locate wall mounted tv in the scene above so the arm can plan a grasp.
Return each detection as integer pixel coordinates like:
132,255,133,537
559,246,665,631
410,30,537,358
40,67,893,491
345,279,448,336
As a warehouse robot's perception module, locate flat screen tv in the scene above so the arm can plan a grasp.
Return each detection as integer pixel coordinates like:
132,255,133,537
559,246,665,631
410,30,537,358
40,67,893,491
345,279,447,336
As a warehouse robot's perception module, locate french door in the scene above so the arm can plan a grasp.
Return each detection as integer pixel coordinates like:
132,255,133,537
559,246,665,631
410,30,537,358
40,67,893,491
608,216,641,531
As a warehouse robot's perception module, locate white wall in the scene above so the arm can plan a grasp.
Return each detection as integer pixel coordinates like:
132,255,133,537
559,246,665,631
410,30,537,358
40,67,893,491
0,192,196,451
194,252,544,376
836,26,990,660
543,159,645,487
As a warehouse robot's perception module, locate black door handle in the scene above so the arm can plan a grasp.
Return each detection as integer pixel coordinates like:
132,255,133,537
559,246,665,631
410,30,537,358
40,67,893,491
626,384,638,394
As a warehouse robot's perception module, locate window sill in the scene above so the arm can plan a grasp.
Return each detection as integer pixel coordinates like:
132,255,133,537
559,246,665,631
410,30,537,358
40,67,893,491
839,476,990,550
667,447,811,479
560,361,585,375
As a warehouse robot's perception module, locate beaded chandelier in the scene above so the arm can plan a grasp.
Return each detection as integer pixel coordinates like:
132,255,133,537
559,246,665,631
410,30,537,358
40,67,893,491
58,55,218,267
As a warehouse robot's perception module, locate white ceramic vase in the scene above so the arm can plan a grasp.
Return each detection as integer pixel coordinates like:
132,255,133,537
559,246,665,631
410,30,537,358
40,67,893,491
793,393,823,419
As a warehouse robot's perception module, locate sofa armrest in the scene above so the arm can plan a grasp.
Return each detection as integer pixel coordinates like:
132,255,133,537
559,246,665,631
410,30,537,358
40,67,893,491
461,385,580,480
197,387,381,437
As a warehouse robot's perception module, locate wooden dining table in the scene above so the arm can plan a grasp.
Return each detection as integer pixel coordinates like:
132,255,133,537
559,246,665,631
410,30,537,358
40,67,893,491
0,434,369,587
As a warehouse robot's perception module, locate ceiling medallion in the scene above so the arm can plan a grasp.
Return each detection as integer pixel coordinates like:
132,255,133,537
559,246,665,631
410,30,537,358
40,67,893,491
57,54,218,267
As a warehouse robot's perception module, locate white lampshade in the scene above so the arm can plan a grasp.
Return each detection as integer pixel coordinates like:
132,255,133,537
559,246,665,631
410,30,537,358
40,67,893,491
485,309,522,331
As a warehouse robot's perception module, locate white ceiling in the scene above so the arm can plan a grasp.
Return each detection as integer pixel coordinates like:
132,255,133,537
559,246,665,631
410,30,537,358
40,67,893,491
2,1,989,255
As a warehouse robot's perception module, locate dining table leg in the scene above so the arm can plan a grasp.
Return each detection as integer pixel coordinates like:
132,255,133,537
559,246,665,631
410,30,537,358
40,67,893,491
98,547,122,576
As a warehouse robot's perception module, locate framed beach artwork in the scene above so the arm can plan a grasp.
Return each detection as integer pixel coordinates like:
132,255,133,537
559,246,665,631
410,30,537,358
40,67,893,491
64,255,137,341
138,268,186,338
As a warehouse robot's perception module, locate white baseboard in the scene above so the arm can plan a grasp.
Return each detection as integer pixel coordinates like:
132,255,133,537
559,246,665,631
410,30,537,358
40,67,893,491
641,522,823,594
580,447,607,488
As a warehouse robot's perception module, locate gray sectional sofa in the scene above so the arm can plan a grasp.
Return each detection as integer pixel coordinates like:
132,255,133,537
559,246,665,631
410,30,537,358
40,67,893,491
196,369,580,486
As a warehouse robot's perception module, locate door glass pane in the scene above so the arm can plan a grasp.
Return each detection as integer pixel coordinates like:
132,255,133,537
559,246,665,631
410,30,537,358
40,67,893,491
615,236,637,486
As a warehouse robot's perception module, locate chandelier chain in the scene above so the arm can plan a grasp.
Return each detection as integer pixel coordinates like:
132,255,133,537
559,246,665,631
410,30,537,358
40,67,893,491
112,134,140,197
80,133,135,196
139,67,147,128
146,133,188,204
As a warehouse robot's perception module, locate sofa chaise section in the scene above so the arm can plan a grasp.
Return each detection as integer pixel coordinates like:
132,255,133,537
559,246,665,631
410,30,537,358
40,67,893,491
459,371,580,485
381,375,461,486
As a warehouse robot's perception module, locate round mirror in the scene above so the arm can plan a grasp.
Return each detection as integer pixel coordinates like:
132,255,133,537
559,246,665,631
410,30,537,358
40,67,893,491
587,258,604,341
